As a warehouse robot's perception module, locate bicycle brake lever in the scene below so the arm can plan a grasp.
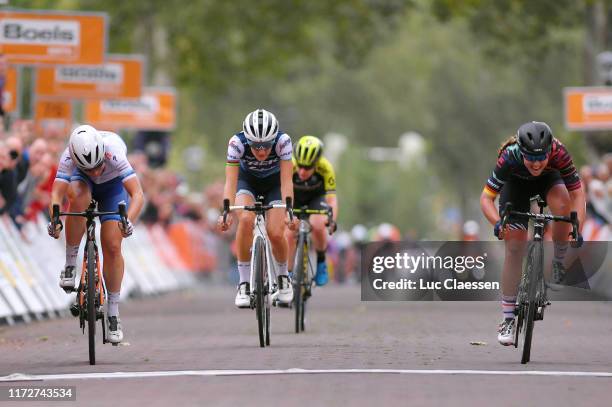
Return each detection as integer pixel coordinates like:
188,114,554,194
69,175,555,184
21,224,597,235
223,198,230,224
285,197,293,222
52,204,60,225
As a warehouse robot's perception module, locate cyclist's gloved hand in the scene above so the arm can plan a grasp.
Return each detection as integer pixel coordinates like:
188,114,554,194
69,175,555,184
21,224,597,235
494,220,503,240
118,219,134,238
326,220,338,234
571,233,584,248
47,220,63,239
217,214,233,232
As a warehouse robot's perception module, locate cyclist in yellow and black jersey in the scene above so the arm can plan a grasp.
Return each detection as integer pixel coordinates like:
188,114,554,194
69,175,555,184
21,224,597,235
286,135,338,286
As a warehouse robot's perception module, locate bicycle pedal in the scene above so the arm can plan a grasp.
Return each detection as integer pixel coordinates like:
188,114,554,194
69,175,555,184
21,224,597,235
62,287,75,294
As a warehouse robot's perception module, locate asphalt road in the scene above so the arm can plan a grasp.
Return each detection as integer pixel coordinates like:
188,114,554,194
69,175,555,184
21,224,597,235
1,284,611,406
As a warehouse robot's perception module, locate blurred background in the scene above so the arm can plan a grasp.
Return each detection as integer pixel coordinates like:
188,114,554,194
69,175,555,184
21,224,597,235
0,0,610,286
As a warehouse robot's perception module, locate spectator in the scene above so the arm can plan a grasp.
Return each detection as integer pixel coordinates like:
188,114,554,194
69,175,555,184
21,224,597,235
0,140,17,214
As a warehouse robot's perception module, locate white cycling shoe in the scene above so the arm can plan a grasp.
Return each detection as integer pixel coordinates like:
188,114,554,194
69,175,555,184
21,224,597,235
273,275,293,304
107,316,123,344
59,266,76,291
235,282,251,308
497,318,515,346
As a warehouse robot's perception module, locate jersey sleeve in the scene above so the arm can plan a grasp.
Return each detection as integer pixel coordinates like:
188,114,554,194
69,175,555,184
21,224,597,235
318,157,337,194
55,147,76,183
115,151,137,182
275,133,293,161
226,135,244,166
549,141,581,192
483,150,512,197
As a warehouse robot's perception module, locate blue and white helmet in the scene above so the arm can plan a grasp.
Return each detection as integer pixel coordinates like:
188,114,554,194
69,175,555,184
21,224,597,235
242,109,279,144
69,124,105,170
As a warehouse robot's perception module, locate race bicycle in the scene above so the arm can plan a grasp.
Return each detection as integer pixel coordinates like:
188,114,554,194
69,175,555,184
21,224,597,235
291,206,334,333
222,197,293,347
501,197,580,364
51,201,129,365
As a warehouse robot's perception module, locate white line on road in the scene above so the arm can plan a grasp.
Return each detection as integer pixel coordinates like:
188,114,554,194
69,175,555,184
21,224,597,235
2,368,612,382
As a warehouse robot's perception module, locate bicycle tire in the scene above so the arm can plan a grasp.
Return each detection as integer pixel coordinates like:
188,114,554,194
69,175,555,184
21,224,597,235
521,242,542,364
86,241,97,365
253,236,267,348
294,233,306,333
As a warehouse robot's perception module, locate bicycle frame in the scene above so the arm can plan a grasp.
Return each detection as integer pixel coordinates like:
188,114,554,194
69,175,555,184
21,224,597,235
248,211,278,305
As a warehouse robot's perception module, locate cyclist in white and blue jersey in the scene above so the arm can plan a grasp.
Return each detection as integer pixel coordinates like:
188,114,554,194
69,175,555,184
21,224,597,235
47,125,145,344
218,109,297,308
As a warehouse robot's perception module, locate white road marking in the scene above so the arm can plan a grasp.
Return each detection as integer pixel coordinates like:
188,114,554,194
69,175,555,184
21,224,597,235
2,368,612,382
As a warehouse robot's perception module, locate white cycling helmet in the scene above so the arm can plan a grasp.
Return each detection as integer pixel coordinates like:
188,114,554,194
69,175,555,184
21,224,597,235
242,109,279,144
69,125,105,170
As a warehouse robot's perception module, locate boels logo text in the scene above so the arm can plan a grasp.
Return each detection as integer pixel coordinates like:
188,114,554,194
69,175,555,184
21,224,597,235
0,18,80,45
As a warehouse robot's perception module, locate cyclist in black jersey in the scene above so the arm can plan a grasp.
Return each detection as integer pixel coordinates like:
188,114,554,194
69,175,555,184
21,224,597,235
286,135,338,286
480,121,586,346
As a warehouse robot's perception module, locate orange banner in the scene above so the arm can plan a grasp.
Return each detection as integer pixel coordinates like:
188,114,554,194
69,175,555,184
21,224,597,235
565,87,612,131
34,98,72,136
0,10,107,65
35,54,144,99
84,87,176,131
3,66,18,113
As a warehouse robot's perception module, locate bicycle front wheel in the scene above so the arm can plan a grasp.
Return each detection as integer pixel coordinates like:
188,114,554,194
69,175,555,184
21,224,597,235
521,242,542,364
293,233,306,333
253,236,267,348
86,241,97,365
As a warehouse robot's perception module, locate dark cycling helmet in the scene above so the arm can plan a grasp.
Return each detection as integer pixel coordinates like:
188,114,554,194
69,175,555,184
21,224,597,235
516,121,553,155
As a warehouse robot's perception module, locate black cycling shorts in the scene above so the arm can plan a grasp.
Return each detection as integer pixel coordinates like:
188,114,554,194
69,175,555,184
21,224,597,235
294,194,329,211
498,171,564,229
236,169,281,205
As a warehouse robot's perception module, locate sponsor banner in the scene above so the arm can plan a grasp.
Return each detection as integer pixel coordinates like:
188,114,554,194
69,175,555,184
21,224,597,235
0,10,107,65
33,98,72,135
84,87,176,131
361,241,610,301
564,86,612,130
35,54,144,99
3,66,18,112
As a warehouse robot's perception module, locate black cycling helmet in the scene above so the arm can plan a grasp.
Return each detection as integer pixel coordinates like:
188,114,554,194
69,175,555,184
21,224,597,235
516,121,553,156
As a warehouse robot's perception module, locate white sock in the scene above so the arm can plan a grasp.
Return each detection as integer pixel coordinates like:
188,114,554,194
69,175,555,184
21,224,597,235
107,291,120,317
274,258,288,277
65,244,79,268
237,261,251,284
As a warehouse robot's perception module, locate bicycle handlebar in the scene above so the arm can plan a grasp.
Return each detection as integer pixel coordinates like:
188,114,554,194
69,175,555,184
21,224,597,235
222,197,294,220
52,202,128,227
501,202,581,241
293,206,335,234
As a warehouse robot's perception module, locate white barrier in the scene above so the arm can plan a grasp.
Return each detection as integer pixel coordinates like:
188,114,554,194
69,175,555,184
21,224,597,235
0,215,195,325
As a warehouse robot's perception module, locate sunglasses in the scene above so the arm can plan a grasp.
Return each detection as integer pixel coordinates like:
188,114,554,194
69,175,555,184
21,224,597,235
9,149,19,160
523,152,548,162
249,141,274,150
298,164,314,171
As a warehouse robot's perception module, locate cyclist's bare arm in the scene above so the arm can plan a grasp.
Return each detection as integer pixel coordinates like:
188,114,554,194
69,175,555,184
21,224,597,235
568,187,586,232
480,189,500,226
223,165,239,206
325,194,338,223
280,159,297,230
123,176,145,222
280,159,294,204
219,165,239,231
49,179,70,214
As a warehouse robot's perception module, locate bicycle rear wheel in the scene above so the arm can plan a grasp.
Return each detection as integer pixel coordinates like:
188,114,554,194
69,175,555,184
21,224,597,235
521,242,542,364
86,241,97,365
293,233,306,333
253,237,267,347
